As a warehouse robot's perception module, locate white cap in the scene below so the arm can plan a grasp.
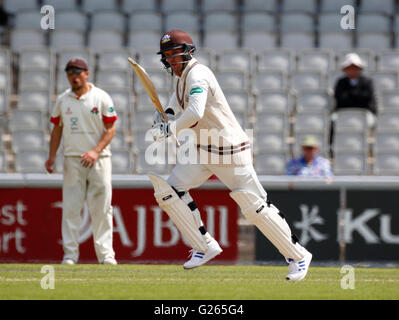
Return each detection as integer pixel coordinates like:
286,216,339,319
341,53,364,70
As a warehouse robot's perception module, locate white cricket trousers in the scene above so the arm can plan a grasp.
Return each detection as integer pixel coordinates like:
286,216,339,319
167,163,267,199
62,156,115,263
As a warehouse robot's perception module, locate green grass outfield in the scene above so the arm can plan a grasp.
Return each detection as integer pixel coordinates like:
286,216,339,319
0,264,398,300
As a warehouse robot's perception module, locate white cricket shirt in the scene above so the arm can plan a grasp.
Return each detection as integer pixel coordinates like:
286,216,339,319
50,83,117,156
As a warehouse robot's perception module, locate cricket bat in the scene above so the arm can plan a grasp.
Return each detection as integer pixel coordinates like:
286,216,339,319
127,57,168,122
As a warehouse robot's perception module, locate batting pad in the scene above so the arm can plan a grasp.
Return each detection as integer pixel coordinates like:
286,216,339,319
148,173,208,252
230,190,306,261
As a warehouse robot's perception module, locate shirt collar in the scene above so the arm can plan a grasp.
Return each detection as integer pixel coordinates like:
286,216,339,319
178,57,198,79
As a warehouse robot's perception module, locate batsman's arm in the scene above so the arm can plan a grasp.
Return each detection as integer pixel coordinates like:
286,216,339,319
45,125,63,173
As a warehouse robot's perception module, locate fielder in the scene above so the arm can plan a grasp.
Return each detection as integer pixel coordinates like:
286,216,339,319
150,30,312,280
45,58,117,265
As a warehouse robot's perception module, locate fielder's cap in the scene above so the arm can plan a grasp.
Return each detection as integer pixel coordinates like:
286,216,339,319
302,135,319,147
341,53,364,70
65,58,88,71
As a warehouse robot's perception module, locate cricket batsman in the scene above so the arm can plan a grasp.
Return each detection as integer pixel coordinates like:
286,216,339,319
149,30,312,280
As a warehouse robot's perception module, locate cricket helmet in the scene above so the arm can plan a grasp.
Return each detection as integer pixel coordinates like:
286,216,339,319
157,30,196,72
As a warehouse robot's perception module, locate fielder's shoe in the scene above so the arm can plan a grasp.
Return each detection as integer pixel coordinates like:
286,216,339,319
61,258,75,265
286,251,312,281
183,238,223,270
103,258,117,265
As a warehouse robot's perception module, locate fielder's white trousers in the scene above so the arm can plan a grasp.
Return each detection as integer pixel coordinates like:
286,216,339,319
62,156,115,263
167,163,267,199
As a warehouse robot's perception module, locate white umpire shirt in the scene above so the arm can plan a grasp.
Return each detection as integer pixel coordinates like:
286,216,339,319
50,83,117,157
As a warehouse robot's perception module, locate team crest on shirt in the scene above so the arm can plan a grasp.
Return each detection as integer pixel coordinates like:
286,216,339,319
91,107,99,114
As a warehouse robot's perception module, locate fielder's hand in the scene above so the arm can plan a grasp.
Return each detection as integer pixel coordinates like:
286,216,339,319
80,149,99,168
152,121,173,142
45,158,55,173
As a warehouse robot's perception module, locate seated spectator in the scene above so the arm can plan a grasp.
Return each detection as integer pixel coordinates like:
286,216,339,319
286,135,332,177
333,53,377,126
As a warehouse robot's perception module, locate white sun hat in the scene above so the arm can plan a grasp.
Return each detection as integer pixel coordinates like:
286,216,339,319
341,53,365,70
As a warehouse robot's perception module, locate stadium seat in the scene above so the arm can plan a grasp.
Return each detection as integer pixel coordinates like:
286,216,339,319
111,150,134,174
91,10,125,32
252,70,287,91
0,150,7,172
297,49,335,72
161,0,197,12
88,30,124,52
376,111,399,131
10,110,46,130
333,131,368,152
49,30,85,51
202,0,237,12
255,89,294,113
164,12,200,45
11,129,47,152
81,0,117,13
257,49,295,72
0,70,10,91
17,88,51,112
374,152,399,175
319,0,356,13
214,70,249,90
359,0,394,15
96,70,131,89
374,131,399,152
241,12,277,50
254,152,287,175
0,48,10,70
217,49,256,72
42,0,77,10
328,71,345,90
135,90,170,112
372,71,398,90
49,10,87,31
333,152,368,175
379,89,399,112
4,0,38,13
290,71,326,91
135,68,173,92
110,131,130,150
295,89,332,113
132,129,153,152
114,110,129,133
128,32,163,53
253,131,288,153
195,48,217,69
98,49,133,71
203,12,239,49
137,48,164,70
19,69,52,90
280,13,315,50
131,111,154,131
11,29,46,52
318,13,354,50
281,0,317,13
223,89,253,113
356,13,392,52
334,109,371,132
122,0,158,12
254,110,289,133
128,11,162,31
242,0,276,12
0,89,9,114
15,150,48,173
14,10,43,30
105,88,132,114
294,111,329,133
19,48,55,71
377,50,399,71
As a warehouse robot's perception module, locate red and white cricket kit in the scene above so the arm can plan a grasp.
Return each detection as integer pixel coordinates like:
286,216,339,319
50,83,117,263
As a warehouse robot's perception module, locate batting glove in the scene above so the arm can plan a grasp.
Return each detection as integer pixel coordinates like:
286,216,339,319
151,120,175,142
153,108,175,126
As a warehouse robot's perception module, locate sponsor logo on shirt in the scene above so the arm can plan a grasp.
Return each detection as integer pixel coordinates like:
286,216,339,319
91,107,99,114
190,87,203,95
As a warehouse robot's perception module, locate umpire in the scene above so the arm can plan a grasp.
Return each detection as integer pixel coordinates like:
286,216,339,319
45,58,118,265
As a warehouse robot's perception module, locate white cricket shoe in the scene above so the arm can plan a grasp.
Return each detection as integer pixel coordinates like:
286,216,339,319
61,258,75,265
183,239,223,270
286,251,312,281
103,258,117,265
